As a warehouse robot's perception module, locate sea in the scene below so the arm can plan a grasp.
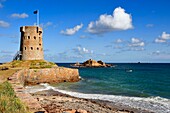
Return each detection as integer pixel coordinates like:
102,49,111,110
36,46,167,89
26,63,170,113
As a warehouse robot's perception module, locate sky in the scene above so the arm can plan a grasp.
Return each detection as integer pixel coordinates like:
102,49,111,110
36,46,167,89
0,0,170,63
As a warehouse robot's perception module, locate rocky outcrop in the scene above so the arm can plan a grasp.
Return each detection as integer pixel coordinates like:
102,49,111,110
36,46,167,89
17,67,80,85
71,59,113,68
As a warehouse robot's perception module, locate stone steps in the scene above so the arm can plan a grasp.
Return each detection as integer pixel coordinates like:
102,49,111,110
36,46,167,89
8,70,47,113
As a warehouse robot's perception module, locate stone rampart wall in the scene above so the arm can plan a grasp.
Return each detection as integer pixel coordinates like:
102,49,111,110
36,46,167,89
17,67,80,85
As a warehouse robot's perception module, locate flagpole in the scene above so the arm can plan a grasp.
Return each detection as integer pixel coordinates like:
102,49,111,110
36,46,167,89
37,10,39,26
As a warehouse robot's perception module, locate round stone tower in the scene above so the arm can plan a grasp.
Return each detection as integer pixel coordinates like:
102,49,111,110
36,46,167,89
19,26,44,60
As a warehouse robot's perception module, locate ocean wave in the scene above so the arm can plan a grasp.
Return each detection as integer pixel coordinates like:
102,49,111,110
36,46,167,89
26,83,170,113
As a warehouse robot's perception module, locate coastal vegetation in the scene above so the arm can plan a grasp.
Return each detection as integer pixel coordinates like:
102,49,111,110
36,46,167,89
0,60,57,69
29,60,57,69
0,81,29,113
0,63,29,113
0,69,18,82
0,60,57,113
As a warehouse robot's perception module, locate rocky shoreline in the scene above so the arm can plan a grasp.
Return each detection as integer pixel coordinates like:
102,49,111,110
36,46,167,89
1,60,153,113
31,90,136,113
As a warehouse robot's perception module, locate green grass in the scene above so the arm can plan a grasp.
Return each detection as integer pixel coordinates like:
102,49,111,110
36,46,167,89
0,69,19,82
29,60,57,69
11,60,23,68
0,60,57,69
0,82,29,113
0,60,57,112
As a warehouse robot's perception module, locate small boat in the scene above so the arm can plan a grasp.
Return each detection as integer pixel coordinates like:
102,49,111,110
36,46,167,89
126,69,133,72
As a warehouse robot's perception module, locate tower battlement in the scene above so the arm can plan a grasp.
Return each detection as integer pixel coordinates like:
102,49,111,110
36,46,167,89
19,26,44,60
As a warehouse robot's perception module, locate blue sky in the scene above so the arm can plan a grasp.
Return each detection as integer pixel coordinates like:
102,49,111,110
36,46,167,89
0,0,170,63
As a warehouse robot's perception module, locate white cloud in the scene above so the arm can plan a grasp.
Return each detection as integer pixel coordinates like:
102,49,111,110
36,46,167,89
146,24,154,28
115,39,123,43
73,45,93,55
80,35,91,39
80,35,87,38
114,45,123,49
124,38,145,52
45,22,52,27
109,38,145,52
0,3,3,8
11,13,29,19
61,23,83,36
0,0,6,8
131,38,140,43
104,45,112,48
151,50,160,55
0,54,13,63
0,20,10,28
0,50,13,54
155,32,170,43
40,22,53,28
87,7,133,34
161,32,170,40
129,38,145,47
113,39,124,49
155,38,166,43
130,47,145,51
0,34,18,38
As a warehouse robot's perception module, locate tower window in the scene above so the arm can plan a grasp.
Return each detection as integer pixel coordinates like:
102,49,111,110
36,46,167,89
37,47,39,50
34,36,36,40
39,43,41,46
39,31,42,35
25,47,26,50
28,36,30,39
31,47,33,50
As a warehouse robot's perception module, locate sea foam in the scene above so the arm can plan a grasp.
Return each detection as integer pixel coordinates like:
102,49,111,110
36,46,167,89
26,83,170,113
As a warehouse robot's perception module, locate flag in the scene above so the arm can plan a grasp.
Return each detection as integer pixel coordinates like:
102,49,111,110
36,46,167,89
33,10,38,14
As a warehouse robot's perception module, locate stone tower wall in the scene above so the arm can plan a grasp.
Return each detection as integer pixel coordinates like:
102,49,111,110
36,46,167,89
20,26,44,60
